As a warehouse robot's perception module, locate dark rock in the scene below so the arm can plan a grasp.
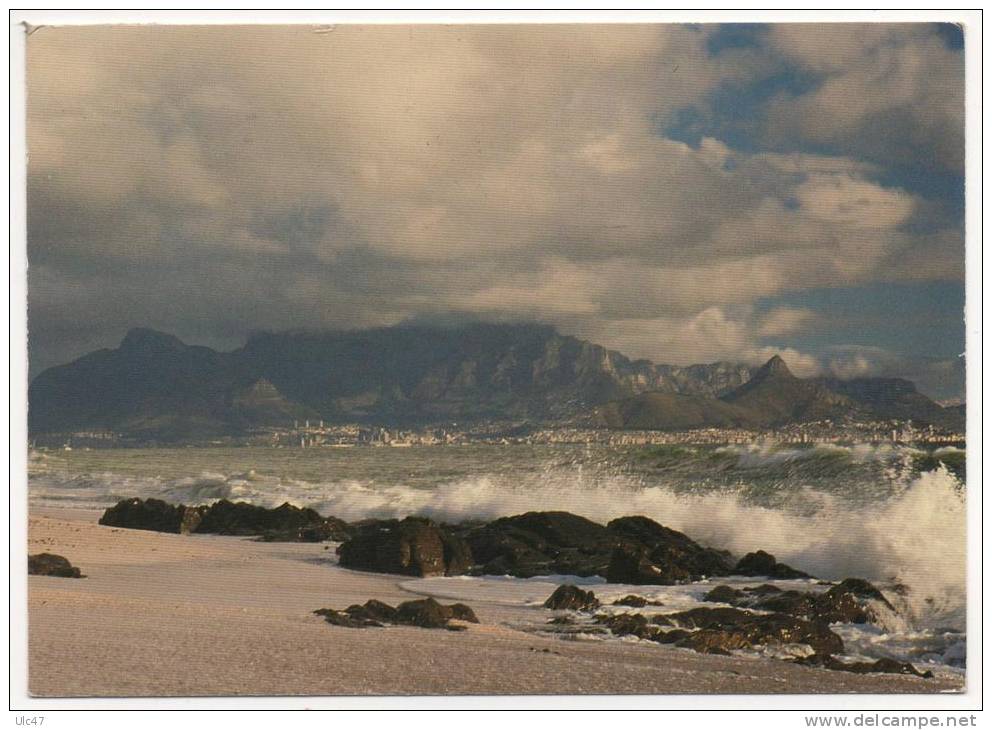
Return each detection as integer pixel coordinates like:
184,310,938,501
314,607,382,628
594,613,665,641
813,579,893,624
194,500,327,537
703,585,746,603
721,578,896,627
315,597,479,630
793,654,932,679
395,598,457,629
760,578,895,625
606,545,670,585
446,603,480,623
653,628,691,644
99,497,346,541
28,553,83,578
463,511,620,578
605,516,732,584
258,516,352,543
663,607,844,655
745,583,783,596
337,517,470,577
180,506,206,534
544,584,600,611
99,497,204,534
440,531,474,575
734,550,810,579
344,599,399,624
612,594,664,607
751,590,820,617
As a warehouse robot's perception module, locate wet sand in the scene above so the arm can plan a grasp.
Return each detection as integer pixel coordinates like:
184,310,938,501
27,508,963,697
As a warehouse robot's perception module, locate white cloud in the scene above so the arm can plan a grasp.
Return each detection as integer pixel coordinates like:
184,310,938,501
25,24,964,379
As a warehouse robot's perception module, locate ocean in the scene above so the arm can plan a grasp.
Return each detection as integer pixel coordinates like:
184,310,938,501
27,441,966,674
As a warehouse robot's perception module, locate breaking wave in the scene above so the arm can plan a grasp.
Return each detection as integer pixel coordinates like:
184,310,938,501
29,447,965,635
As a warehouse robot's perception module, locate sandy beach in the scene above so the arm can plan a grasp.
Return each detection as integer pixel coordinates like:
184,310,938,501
27,507,963,697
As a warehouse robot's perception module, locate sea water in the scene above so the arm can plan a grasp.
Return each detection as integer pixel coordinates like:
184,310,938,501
27,441,966,674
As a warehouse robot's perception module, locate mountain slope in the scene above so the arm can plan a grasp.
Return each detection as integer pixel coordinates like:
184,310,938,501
29,326,960,438
594,355,960,432
595,392,757,430
719,355,859,426
29,324,755,437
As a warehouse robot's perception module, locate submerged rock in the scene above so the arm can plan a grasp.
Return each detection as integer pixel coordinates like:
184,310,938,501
314,597,479,631
612,594,664,607
661,606,844,655
700,578,895,627
543,584,600,611
28,553,83,578
594,612,671,642
703,585,746,604
337,517,471,577
734,550,810,579
794,654,933,679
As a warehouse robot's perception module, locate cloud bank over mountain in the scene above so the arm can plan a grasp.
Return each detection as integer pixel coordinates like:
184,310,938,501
27,23,965,398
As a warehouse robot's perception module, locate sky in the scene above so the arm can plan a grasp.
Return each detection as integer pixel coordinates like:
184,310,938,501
25,23,966,399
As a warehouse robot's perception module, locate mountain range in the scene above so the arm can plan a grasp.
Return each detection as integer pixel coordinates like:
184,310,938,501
28,324,963,440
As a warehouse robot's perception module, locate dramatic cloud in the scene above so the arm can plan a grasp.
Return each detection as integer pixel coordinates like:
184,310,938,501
26,23,966,397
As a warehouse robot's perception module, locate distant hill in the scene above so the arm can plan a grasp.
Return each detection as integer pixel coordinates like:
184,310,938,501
29,324,963,439
29,324,755,438
593,355,964,432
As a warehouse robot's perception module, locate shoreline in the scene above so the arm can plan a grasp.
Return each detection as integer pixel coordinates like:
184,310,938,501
27,507,963,697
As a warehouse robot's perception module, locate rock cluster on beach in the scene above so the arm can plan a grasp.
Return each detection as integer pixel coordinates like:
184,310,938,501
544,581,930,679
99,497,351,542
702,578,897,625
28,553,84,578
336,516,472,577
96,497,936,680
314,597,479,631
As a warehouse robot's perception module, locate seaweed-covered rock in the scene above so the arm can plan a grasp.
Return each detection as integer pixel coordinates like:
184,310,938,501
793,654,932,679
28,553,83,578
543,584,600,611
337,517,470,577
734,550,810,579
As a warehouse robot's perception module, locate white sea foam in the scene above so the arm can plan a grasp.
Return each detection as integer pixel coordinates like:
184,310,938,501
28,447,966,637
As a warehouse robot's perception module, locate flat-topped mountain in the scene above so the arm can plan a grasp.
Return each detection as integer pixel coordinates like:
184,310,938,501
29,324,753,438
28,324,962,439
